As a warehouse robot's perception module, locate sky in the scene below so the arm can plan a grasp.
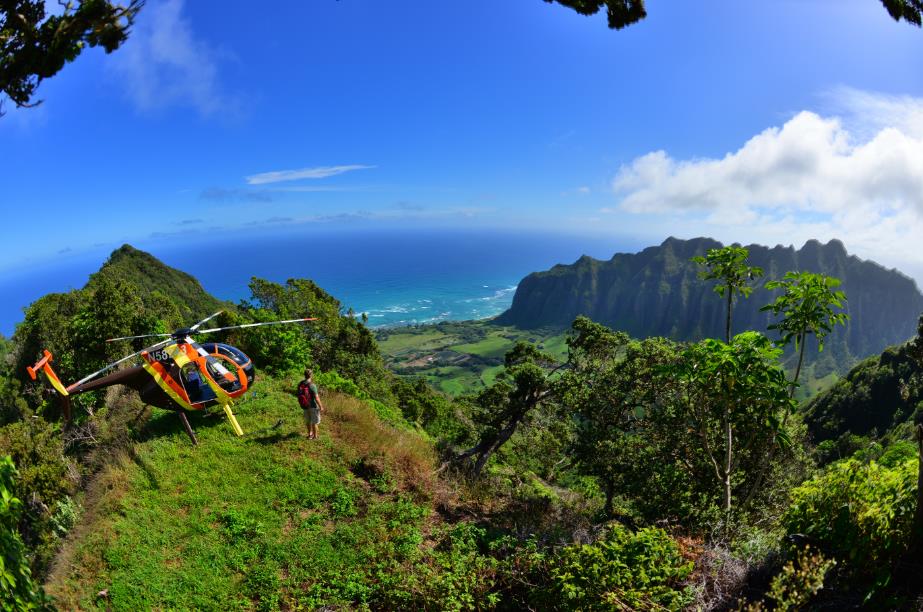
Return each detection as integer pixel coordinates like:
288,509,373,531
2,0,923,280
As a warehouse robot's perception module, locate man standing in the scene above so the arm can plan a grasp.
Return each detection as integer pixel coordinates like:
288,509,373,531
297,369,325,439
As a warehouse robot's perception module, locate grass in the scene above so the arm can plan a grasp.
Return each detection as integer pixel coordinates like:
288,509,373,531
452,334,514,359
377,329,455,355
480,365,505,388
421,367,481,396
46,376,446,610
535,333,569,361
377,321,570,397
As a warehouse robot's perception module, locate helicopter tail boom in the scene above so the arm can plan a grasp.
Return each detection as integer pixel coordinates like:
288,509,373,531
26,350,70,397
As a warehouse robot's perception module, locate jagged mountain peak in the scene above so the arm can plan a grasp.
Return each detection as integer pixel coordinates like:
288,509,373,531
497,237,923,371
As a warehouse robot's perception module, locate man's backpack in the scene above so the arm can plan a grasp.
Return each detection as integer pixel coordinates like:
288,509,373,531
297,381,314,409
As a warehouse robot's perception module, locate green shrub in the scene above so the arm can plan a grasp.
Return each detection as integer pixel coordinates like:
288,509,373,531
878,440,918,467
0,336,29,425
543,525,693,611
0,456,54,611
390,377,466,439
329,487,358,518
219,509,265,540
48,496,79,539
417,523,500,610
747,547,835,611
0,419,72,508
782,457,917,596
373,522,500,611
0,418,74,577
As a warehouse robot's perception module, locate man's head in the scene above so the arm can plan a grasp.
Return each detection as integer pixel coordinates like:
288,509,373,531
304,368,313,380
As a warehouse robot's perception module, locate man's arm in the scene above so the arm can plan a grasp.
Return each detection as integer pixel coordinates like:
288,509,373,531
313,384,325,412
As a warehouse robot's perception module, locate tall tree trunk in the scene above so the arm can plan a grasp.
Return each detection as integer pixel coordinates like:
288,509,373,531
471,413,524,477
789,332,806,401
726,291,733,344
724,410,733,513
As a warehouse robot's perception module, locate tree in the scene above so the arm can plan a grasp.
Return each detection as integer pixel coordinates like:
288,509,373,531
561,317,678,518
0,337,29,425
908,315,923,551
665,332,793,515
71,276,147,368
545,0,922,29
237,278,380,374
1,0,142,114
453,342,556,477
761,272,849,400
881,0,923,26
692,246,764,343
542,0,646,30
0,456,53,611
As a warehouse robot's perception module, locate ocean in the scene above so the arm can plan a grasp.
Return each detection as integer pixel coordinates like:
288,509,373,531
0,228,639,337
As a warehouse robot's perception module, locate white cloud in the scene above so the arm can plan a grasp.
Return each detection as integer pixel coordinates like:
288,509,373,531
827,86,923,140
609,90,923,279
111,0,235,116
245,165,375,185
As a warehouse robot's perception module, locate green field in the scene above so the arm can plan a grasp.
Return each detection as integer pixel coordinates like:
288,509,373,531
376,320,570,397
452,334,514,359
377,328,457,355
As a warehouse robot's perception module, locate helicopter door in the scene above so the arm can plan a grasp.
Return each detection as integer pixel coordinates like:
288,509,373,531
179,363,215,403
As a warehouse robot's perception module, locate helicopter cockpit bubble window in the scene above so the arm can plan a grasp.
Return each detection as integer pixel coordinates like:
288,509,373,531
205,356,243,392
200,343,250,366
219,344,249,365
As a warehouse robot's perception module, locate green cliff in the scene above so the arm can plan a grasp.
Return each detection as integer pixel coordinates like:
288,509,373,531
803,316,923,444
497,237,923,368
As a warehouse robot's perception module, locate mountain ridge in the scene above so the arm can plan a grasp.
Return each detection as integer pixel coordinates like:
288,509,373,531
497,236,923,368
88,244,228,325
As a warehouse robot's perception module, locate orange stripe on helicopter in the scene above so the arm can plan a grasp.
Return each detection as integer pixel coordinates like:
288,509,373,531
141,352,194,410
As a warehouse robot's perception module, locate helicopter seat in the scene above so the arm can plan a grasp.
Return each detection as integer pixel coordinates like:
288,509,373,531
181,364,215,403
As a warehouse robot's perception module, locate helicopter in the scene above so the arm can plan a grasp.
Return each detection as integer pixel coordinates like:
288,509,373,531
26,311,316,445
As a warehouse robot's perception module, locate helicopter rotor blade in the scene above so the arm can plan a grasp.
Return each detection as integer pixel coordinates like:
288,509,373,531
105,332,172,343
194,317,318,335
70,338,173,389
191,310,224,331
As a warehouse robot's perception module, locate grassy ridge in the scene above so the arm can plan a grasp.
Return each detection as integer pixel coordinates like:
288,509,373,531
46,377,442,610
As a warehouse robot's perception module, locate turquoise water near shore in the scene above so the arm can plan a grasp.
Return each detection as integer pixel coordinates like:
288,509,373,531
0,228,638,336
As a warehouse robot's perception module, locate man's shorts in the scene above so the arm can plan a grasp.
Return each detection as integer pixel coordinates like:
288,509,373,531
304,406,321,425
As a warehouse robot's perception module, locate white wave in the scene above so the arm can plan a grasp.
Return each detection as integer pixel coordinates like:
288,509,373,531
462,285,518,304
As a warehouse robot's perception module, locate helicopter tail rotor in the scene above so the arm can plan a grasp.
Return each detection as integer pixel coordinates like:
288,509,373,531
27,350,73,422
27,350,70,397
